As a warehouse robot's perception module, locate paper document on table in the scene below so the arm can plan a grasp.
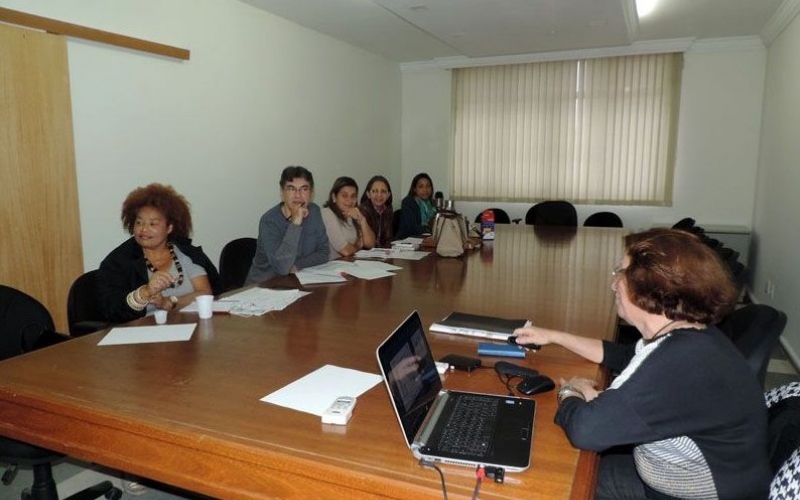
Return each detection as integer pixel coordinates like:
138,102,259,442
344,260,401,280
180,299,236,313
222,287,311,316
295,269,348,285
261,364,382,416
98,324,196,346
354,248,430,260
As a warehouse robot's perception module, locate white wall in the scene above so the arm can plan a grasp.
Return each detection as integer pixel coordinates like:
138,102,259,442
0,0,401,269
752,13,800,362
401,43,766,231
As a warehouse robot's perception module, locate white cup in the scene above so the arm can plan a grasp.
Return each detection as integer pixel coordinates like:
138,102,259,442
196,295,214,319
154,309,168,325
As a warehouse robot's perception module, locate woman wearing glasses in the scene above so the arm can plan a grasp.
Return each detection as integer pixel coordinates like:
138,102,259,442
98,183,221,323
512,228,770,500
245,165,329,285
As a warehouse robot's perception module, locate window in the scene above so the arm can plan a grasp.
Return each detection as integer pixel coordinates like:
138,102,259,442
451,53,682,205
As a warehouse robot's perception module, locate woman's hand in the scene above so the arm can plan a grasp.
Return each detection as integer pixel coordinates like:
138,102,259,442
560,376,601,402
145,271,175,297
148,293,173,311
344,207,363,222
512,326,556,347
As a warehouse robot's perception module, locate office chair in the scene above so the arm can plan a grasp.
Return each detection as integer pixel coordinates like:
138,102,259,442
0,285,122,500
392,209,402,237
67,270,110,336
766,382,800,499
583,211,623,228
473,208,514,225
716,304,787,386
524,201,577,226
219,237,258,292
672,217,696,230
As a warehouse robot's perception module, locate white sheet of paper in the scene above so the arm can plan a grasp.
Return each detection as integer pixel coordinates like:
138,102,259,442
344,267,395,280
98,324,196,346
354,249,430,261
295,269,348,285
180,300,236,313
220,287,311,316
261,364,383,416
354,260,403,271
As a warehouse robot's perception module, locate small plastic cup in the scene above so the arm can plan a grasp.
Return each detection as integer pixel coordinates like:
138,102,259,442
154,309,168,325
196,295,214,319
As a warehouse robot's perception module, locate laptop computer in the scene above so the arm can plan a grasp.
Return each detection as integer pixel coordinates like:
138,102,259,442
376,310,535,472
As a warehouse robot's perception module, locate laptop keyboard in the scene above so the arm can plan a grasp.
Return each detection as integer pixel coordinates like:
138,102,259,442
437,395,499,457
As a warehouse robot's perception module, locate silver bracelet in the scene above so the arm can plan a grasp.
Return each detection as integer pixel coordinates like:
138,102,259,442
557,385,586,404
126,291,146,311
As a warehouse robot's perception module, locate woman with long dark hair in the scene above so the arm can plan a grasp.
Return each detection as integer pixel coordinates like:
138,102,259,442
321,176,375,259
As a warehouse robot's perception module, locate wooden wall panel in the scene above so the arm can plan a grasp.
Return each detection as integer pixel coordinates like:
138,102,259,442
0,23,83,331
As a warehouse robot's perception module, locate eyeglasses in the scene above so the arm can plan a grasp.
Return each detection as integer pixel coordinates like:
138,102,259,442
284,185,311,194
611,264,627,278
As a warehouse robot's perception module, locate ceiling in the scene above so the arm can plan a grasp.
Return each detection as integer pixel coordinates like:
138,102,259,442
239,0,792,64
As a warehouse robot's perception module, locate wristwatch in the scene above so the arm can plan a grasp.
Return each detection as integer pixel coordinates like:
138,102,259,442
169,295,178,309
557,385,586,404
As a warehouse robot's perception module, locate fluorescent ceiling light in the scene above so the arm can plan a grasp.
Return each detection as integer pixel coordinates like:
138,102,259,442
637,0,657,18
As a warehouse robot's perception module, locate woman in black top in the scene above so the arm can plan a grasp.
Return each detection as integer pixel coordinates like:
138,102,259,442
396,173,436,239
512,228,771,500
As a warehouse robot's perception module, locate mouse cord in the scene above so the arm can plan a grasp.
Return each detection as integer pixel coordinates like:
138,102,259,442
471,466,485,499
419,459,449,500
495,371,517,396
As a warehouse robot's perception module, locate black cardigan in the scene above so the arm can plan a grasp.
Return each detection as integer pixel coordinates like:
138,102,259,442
97,236,222,323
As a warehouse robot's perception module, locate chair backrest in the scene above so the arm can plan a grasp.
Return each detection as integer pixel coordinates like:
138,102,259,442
474,208,511,224
672,217,696,230
717,304,788,385
67,270,109,336
219,237,258,292
524,201,577,226
583,211,623,228
393,209,402,236
0,285,54,361
767,382,800,499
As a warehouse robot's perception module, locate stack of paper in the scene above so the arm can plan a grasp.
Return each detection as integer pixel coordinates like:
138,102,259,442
179,287,310,317
296,260,404,284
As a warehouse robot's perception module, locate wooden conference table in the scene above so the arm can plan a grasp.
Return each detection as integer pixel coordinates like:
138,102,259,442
0,225,625,500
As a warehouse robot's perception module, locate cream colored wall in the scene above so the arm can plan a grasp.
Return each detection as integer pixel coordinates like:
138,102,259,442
753,14,800,362
401,44,767,232
0,0,401,269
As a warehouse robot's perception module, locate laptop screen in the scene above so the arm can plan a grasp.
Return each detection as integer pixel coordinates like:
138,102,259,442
377,311,442,446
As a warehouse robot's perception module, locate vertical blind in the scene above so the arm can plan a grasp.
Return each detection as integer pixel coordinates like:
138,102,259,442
451,53,682,205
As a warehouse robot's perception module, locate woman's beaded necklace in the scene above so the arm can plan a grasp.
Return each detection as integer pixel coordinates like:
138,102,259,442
145,241,184,288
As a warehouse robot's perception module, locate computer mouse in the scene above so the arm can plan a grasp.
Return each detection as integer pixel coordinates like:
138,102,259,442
517,375,555,396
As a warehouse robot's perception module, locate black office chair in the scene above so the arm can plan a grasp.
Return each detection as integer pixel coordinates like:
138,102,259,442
583,211,623,228
67,270,110,337
219,237,258,292
0,285,122,500
672,217,696,230
392,209,402,237
766,382,800,499
474,208,513,225
524,201,577,226
716,304,787,386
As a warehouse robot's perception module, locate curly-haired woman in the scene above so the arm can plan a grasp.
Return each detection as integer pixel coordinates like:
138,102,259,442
98,183,221,323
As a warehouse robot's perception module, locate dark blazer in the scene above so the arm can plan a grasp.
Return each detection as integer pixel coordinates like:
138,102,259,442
396,196,430,239
97,236,222,323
